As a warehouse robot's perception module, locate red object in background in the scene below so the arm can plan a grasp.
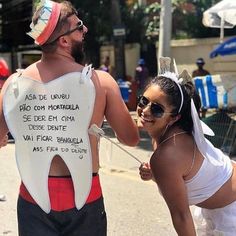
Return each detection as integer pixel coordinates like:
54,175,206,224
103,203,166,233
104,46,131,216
0,58,10,89
0,58,10,77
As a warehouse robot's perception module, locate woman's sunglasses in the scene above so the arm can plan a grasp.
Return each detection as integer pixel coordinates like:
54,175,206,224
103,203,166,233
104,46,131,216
137,95,173,118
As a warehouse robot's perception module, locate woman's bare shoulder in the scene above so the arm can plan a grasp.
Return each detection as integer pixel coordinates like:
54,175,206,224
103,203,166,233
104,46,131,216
150,144,188,177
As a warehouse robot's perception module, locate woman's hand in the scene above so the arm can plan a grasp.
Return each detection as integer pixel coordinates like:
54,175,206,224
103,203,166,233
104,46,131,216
139,162,153,181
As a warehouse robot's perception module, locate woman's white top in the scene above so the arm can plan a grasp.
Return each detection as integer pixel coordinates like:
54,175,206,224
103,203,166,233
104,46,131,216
185,142,233,205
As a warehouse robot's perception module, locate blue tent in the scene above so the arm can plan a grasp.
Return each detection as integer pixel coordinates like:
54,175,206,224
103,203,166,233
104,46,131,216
210,37,236,58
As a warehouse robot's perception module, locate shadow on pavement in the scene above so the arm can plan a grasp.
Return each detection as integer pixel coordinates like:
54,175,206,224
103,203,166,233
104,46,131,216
102,121,152,152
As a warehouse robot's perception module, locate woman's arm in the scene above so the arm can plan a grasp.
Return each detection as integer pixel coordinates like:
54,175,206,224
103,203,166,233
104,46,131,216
150,150,196,236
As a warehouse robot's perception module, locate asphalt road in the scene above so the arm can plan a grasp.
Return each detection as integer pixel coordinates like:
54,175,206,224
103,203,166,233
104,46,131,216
0,133,179,236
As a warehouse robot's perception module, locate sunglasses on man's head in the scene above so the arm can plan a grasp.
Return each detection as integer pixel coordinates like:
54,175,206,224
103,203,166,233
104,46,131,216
61,20,84,36
50,20,84,43
137,95,173,118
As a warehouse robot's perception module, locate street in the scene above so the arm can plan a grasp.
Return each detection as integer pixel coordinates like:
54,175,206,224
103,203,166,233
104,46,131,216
0,131,178,236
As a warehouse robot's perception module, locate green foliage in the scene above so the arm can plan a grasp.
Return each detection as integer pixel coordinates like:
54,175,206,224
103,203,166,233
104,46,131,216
124,0,235,41
123,1,161,43
66,0,236,65
33,0,41,10
144,2,161,41
172,0,236,39
71,0,113,66
121,2,146,43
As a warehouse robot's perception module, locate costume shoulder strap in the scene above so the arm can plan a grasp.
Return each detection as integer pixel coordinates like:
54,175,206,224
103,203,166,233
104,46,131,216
11,69,24,98
79,64,93,84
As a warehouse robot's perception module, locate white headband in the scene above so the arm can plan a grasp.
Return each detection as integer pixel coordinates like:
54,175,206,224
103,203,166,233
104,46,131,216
158,57,183,114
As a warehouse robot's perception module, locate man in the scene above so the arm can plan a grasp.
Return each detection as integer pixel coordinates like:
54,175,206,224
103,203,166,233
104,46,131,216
99,56,113,75
192,57,210,78
192,58,211,118
0,1,139,235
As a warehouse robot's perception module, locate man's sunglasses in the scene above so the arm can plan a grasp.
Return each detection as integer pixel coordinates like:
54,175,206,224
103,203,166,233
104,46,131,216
61,20,84,36
50,20,84,43
137,95,173,118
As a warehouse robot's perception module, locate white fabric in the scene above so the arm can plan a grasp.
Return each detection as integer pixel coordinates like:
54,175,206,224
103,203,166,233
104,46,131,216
3,65,95,213
191,99,224,166
160,71,184,113
203,0,236,29
200,120,214,136
194,201,236,236
158,57,183,113
185,155,232,205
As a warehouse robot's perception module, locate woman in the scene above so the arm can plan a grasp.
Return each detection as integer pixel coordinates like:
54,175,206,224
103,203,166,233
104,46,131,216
138,57,236,235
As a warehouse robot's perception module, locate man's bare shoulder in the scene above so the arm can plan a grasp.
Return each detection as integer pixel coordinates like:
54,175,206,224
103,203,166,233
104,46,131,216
93,69,114,80
0,72,21,95
92,69,118,87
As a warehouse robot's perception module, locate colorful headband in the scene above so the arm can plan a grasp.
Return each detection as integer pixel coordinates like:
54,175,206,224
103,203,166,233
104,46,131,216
158,57,225,166
27,0,61,45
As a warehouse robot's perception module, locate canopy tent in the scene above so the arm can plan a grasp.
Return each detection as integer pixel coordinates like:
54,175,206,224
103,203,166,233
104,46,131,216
202,0,236,42
210,36,236,58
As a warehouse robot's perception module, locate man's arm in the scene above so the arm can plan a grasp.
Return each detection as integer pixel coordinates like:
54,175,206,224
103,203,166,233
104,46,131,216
96,70,139,146
0,91,9,144
0,75,14,144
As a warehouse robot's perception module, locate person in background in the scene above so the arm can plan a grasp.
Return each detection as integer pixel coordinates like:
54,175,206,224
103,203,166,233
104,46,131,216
192,57,210,78
192,58,211,118
0,1,139,235
99,56,114,76
138,57,236,235
134,58,149,96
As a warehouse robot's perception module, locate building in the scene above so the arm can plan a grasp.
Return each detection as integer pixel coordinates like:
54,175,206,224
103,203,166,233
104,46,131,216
0,0,34,70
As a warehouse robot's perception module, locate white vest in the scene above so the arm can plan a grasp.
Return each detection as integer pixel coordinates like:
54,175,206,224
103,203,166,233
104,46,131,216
3,65,95,213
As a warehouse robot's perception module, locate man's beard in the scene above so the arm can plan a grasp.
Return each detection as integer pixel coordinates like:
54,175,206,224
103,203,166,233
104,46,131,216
71,40,84,64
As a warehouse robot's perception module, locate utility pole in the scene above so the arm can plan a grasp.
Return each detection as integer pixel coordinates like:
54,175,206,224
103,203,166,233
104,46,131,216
158,0,172,58
138,0,146,5
111,0,126,80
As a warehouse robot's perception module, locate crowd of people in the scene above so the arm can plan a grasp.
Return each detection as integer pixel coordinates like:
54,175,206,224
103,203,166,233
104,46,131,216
0,0,234,235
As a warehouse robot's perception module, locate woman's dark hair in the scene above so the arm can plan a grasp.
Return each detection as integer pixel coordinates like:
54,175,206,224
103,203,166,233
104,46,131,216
146,76,201,133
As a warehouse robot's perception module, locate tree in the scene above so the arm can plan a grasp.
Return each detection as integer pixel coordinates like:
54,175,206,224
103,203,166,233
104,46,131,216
1,0,33,51
125,0,236,41
71,0,113,68
172,0,236,39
